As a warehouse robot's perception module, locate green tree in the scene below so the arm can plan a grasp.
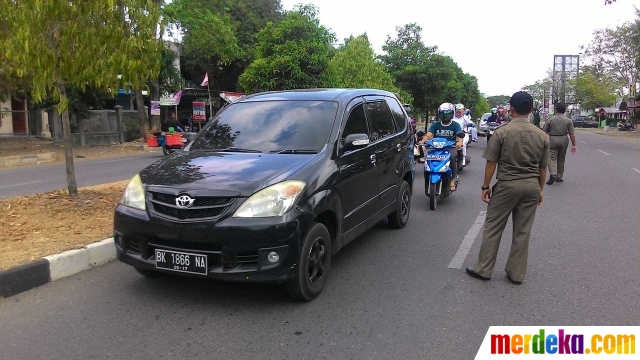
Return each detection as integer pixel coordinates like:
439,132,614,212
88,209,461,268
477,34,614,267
171,0,283,92
238,4,336,93
330,34,411,103
163,0,239,68
581,21,639,97
379,23,442,115
472,97,491,119
571,72,617,110
486,95,510,108
2,0,163,196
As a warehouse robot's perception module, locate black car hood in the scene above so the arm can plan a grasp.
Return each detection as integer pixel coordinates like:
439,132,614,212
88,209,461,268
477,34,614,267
140,151,317,197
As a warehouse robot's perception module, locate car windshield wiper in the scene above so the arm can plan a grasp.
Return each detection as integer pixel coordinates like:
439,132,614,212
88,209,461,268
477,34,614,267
219,147,262,153
273,149,318,154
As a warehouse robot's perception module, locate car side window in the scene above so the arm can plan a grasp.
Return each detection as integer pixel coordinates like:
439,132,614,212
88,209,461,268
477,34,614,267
365,101,396,142
385,97,407,133
342,103,369,143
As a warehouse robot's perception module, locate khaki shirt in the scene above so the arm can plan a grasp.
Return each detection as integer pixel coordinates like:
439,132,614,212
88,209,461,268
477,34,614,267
483,117,550,181
543,114,575,136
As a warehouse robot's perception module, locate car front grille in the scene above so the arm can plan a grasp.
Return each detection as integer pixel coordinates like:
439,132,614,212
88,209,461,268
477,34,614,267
148,191,236,221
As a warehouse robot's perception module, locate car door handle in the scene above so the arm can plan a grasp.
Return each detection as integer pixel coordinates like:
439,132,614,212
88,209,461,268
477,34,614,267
370,154,376,164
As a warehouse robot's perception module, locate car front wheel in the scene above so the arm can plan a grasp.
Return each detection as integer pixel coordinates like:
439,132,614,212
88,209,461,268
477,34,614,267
286,223,332,301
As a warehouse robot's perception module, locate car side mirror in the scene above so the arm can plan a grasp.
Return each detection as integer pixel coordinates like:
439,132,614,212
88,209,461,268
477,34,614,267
456,131,466,139
342,133,370,152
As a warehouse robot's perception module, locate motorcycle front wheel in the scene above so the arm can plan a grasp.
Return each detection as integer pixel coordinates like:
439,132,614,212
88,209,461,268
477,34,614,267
429,182,438,210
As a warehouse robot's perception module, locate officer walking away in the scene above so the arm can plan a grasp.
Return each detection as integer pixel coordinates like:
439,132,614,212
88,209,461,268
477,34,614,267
466,91,549,285
543,103,577,184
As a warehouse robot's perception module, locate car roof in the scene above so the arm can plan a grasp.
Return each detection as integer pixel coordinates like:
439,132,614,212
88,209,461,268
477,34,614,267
236,88,397,103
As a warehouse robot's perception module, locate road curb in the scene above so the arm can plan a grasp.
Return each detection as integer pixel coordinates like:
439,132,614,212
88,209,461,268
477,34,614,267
0,152,58,168
0,238,116,298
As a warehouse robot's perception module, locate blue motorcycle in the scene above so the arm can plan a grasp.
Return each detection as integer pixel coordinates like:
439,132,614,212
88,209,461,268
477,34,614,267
423,133,465,210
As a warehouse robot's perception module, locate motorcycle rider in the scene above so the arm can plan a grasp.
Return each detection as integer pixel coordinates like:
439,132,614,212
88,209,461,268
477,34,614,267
464,108,478,142
487,108,498,123
453,104,474,166
419,103,464,192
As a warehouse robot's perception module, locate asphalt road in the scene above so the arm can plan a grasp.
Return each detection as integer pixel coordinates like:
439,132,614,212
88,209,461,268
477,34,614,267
1,130,639,359
0,152,164,199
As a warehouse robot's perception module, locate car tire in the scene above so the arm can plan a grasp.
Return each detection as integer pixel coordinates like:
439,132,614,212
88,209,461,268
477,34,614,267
286,223,332,302
135,267,163,278
388,180,411,229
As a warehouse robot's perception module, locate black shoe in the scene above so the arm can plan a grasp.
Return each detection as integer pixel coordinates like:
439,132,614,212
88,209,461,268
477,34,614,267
466,267,490,281
546,176,557,185
556,178,564,183
506,273,522,285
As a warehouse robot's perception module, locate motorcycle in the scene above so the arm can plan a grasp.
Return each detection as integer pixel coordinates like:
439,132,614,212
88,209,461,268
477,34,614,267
423,132,466,210
618,122,635,131
162,132,198,156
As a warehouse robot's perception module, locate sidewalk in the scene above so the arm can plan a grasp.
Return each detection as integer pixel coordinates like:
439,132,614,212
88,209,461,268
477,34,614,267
0,138,156,168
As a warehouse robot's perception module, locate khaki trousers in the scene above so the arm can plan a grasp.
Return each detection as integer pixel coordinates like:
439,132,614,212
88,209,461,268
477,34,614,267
474,177,540,282
549,135,569,179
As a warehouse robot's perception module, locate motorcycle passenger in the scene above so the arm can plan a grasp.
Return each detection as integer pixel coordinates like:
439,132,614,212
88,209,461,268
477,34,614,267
464,109,478,142
453,104,474,166
420,103,464,192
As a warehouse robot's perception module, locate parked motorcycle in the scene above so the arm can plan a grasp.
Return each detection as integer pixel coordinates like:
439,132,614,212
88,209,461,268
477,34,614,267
423,132,466,210
618,122,635,131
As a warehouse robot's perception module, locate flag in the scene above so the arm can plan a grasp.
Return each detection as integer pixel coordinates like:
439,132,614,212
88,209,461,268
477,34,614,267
173,90,183,104
201,73,209,87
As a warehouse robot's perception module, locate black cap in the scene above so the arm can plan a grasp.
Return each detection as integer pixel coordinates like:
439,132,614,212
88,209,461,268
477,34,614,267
509,91,533,110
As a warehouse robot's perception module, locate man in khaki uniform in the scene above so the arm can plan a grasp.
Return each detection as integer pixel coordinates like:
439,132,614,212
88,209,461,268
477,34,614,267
543,103,577,184
466,91,549,284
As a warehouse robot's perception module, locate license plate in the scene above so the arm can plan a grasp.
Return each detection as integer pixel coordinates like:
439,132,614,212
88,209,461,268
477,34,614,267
426,155,448,160
155,249,208,275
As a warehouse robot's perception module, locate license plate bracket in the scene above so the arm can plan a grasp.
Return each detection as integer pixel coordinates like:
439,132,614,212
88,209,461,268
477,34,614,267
155,249,208,275
426,155,448,161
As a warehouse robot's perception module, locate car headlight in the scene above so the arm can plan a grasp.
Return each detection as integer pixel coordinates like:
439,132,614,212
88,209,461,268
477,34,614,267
121,174,146,211
233,180,306,218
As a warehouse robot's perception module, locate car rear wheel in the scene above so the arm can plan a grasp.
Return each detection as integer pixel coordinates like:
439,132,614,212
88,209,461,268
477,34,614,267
135,267,163,278
286,223,332,302
388,180,411,229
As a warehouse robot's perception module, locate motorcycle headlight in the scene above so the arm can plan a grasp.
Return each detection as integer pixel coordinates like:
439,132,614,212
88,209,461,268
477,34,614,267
233,181,306,218
440,161,451,172
121,174,146,211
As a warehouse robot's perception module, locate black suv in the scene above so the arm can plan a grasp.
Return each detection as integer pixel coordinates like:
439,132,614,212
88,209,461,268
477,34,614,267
114,89,416,301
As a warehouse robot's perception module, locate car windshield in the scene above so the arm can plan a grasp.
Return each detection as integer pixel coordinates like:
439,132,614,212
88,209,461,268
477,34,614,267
190,100,339,153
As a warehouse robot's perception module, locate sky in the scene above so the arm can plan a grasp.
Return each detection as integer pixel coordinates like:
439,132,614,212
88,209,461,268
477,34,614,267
280,0,639,97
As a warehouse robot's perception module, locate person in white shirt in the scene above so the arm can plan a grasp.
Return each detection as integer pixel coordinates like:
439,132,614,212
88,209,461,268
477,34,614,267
453,104,474,166
464,109,478,142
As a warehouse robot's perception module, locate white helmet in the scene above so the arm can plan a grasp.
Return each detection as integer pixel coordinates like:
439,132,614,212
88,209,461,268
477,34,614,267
438,103,455,123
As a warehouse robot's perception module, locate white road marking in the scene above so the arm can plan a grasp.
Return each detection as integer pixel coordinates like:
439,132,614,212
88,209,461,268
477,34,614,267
448,211,487,269
580,140,587,144
597,149,611,156
0,180,41,189
632,168,640,175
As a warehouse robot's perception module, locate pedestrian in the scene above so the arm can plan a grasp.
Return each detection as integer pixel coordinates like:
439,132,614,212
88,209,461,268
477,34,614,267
532,108,541,128
466,91,549,284
542,103,577,184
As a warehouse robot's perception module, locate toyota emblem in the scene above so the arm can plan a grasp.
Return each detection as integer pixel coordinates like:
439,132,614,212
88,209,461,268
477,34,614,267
175,195,195,208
